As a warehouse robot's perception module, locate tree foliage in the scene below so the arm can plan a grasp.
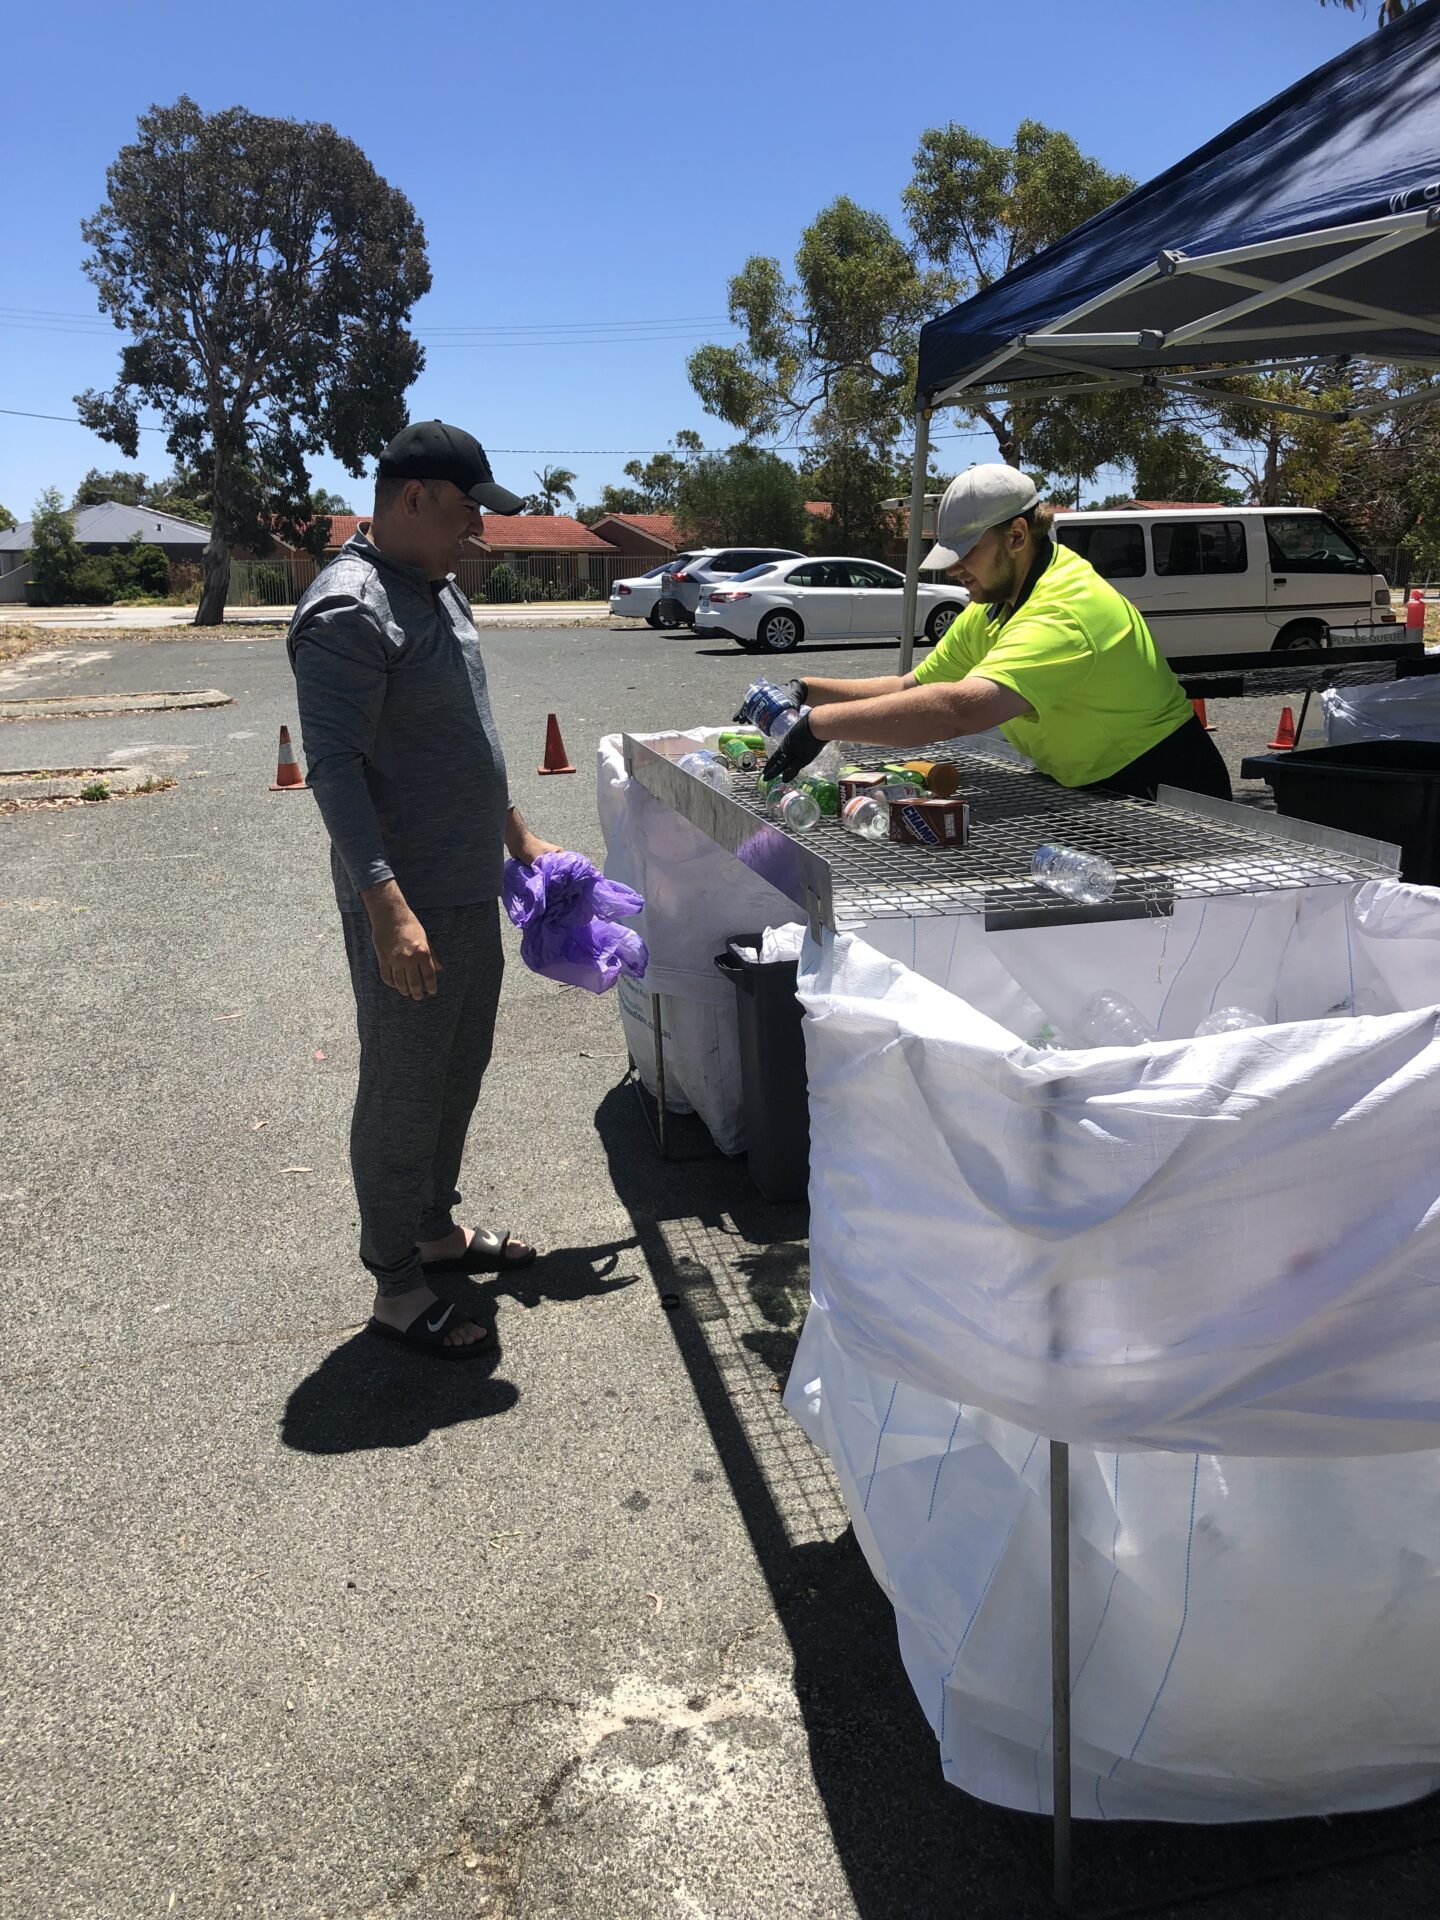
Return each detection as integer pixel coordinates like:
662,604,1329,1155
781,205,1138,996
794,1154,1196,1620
0,503,15,533
72,467,151,509
687,124,1154,508
525,465,577,515
28,488,85,603
673,447,808,549
1318,0,1417,22
903,119,1147,472
76,96,430,623
1130,426,1242,504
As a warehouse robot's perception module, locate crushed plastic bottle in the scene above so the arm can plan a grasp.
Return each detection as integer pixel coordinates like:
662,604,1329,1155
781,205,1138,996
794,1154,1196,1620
677,750,732,792
841,794,890,842
1032,843,1117,905
1077,991,1157,1047
1195,1006,1268,1036
768,785,821,832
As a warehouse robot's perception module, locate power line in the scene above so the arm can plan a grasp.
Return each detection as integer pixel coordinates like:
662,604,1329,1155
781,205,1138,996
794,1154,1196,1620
0,405,995,459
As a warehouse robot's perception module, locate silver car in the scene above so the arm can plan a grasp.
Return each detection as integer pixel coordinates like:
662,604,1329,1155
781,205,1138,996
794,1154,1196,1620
609,552,714,628
659,544,806,628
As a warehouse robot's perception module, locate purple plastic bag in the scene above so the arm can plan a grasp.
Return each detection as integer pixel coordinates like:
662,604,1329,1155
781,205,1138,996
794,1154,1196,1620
502,852,643,931
519,914,649,994
503,852,648,993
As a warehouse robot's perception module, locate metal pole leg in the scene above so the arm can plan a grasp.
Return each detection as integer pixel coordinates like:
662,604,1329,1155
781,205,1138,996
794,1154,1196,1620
1293,686,1313,746
898,405,932,680
651,991,670,1161
1050,1438,1073,1915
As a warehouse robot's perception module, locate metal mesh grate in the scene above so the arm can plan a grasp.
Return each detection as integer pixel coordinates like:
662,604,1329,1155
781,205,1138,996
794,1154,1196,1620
734,738,1395,927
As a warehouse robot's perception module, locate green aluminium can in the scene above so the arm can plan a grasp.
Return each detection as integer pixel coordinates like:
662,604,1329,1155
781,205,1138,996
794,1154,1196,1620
719,730,765,770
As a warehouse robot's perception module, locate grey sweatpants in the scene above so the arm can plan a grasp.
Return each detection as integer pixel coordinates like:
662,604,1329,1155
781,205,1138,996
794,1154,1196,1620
341,900,504,1297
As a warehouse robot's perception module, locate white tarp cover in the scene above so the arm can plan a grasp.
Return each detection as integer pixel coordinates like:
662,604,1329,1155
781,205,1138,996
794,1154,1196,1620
598,730,798,1154
787,884,1440,1819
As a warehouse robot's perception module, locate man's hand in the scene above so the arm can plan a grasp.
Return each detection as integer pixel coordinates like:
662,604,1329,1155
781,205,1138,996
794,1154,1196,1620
361,880,440,1000
372,905,441,1000
511,835,563,867
762,712,823,785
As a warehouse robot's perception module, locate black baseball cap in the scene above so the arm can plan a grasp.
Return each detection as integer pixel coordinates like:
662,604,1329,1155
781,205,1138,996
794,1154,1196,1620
377,420,526,515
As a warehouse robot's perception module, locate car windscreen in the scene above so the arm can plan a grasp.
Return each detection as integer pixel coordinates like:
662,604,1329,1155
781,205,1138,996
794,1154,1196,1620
731,563,781,582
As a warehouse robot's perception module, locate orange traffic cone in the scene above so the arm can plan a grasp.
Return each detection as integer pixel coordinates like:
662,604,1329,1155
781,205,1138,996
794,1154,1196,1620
270,725,307,790
1191,697,1216,732
1267,706,1297,752
537,712,576,775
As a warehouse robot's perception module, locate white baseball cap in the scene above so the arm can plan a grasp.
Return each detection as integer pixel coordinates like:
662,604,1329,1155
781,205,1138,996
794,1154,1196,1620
921,464,1040,570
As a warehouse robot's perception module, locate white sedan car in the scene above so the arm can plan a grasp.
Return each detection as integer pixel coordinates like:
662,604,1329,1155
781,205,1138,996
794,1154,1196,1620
608,551,715,627
695,556,969,653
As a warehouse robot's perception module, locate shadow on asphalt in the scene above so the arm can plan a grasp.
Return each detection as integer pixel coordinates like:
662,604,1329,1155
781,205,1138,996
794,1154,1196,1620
280,1240,639,1455
591,1078,1440,1920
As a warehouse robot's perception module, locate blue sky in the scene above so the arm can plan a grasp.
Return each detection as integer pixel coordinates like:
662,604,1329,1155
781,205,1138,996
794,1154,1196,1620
0,0,1375,523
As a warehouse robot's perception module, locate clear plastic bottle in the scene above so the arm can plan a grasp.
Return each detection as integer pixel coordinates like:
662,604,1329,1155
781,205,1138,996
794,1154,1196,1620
1077,991,1157,1047
768,785,821,832
1032,843,1117,905
677,749,732,792
765,706,805,746
1195,1005,1267,1036
841,794,891,842
739,678,801,736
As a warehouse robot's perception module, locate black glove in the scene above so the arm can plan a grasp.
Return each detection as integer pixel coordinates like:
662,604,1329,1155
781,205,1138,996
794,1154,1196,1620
762,711,822,785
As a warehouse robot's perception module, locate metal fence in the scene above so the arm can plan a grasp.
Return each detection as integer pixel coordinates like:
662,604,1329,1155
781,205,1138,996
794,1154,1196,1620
223,550,656,608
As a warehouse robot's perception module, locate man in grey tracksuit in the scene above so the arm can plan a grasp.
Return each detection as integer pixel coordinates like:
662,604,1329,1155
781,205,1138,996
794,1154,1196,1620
288,421,559,1360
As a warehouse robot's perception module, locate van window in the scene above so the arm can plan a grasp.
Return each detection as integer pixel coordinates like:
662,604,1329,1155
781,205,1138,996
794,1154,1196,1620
1056,522,1146,580
1265,515,1369,574
1152,520,1247,576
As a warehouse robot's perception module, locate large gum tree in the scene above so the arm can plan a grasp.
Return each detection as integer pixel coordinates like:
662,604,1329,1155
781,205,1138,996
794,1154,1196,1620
76,96,431,625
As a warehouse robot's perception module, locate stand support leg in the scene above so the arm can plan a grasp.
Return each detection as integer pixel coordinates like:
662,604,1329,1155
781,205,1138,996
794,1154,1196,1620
651,992,669,1160
1051,1438,1073,1915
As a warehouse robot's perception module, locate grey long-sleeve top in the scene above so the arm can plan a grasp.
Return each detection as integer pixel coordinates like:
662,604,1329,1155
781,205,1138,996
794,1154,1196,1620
287,534,510,912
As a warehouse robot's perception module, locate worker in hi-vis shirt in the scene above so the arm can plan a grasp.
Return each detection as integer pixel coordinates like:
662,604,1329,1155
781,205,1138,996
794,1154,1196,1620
761,463,1231,803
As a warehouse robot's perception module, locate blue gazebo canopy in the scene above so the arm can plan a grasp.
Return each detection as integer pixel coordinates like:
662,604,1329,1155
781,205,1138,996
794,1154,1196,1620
916,0,1440,411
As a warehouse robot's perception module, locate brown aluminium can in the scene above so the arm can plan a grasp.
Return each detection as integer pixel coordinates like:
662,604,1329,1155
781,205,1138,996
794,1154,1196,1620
902,759,962,798
888,795,970,848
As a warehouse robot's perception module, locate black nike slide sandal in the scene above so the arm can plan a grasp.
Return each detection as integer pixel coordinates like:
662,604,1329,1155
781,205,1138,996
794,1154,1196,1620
420,1227,538,1276
366,1299,490,1360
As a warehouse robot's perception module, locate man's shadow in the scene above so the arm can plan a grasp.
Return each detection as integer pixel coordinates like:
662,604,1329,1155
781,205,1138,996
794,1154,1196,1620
281,1236,639,1455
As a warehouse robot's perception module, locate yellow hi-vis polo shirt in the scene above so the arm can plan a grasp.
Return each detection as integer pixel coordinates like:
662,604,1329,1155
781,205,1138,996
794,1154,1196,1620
912,541,1193,787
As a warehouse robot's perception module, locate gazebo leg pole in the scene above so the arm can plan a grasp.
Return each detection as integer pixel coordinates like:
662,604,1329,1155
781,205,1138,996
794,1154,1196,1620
898,405,932,679
1051,1438,1073,1914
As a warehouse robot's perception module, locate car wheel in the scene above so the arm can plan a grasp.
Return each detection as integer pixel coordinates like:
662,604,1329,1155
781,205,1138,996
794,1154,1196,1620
735,636,763,652
645,608,665,629
926,602,965,644
758,610,802,652
1273,619,1329,652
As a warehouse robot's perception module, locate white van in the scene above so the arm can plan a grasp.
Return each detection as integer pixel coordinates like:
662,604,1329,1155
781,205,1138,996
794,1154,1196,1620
1051,505,1394,659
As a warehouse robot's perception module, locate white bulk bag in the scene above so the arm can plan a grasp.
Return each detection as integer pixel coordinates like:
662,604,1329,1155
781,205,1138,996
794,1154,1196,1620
788,883,1440,1819
1323,673,1440,744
